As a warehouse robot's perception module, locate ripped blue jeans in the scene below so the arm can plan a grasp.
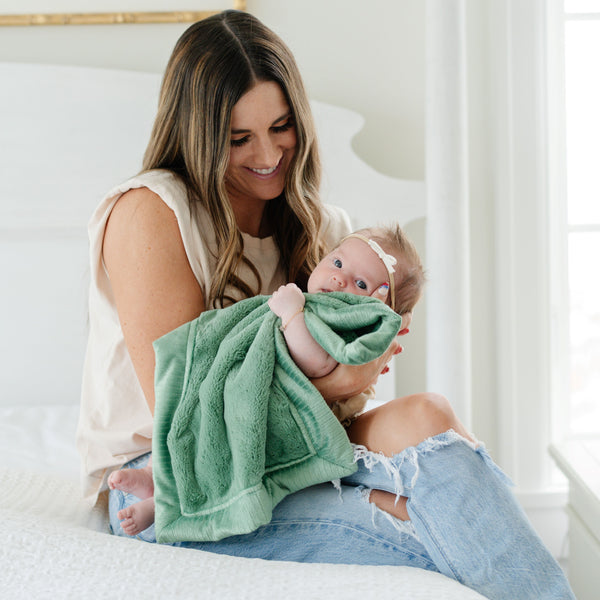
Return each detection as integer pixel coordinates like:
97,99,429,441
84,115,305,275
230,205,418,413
109,430,575,600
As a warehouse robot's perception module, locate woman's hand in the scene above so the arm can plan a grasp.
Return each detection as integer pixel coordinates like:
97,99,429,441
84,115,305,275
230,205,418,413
312,310,412,404
311,336,403,404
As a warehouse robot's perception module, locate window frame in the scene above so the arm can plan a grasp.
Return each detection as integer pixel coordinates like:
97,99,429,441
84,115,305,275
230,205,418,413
549,0,600,442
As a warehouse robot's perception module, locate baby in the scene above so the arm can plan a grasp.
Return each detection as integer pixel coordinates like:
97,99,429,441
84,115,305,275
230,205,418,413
270,225,423,377
109,224,425,536
270,225,424,424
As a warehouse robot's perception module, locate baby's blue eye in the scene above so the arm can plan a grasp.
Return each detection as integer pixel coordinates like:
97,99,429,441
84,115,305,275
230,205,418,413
356,280,367,290
333,259,342,268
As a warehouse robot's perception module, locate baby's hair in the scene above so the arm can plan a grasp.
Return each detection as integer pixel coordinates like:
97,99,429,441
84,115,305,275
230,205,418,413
356,224,426,315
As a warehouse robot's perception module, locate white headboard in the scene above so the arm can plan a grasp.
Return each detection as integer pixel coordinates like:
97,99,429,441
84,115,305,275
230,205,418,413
0,62,425,408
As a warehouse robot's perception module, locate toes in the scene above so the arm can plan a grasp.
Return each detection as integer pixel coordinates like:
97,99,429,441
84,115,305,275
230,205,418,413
122,522,139,536
117,507,131,521
119,514,138,536
108,471,124,490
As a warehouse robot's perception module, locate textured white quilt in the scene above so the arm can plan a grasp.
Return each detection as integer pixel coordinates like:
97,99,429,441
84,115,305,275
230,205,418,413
0,466,487,600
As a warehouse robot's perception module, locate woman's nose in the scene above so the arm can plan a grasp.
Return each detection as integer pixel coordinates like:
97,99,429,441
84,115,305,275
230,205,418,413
254,136,280,167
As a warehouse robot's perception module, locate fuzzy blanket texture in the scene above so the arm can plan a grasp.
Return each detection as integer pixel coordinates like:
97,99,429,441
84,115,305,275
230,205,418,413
152,292,403,543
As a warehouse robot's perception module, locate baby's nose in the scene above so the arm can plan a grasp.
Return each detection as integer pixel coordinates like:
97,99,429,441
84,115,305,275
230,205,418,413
331,275,346,288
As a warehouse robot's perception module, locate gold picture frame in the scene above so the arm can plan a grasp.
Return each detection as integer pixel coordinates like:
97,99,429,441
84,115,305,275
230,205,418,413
0,1,246,26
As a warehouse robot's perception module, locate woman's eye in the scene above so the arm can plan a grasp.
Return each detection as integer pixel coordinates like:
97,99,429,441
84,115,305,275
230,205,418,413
333,259,342,268
272,120,294,134
231,136,249,147
356,280,367,290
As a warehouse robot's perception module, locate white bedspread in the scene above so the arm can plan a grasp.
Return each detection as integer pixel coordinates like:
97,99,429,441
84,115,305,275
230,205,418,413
0,408,487,600
0,468,486,600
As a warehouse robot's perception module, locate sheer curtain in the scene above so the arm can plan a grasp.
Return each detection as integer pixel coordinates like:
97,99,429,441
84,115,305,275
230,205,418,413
423,0,568,559
425,0,472,428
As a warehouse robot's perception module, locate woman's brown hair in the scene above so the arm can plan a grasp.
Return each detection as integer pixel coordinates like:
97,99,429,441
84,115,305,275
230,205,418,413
143,10,325,307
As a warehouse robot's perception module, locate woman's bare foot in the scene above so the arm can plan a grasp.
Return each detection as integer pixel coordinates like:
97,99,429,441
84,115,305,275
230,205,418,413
108,465,154,499
117,497,155,536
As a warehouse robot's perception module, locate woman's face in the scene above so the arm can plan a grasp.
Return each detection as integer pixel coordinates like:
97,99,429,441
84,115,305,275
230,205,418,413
226,80,297,209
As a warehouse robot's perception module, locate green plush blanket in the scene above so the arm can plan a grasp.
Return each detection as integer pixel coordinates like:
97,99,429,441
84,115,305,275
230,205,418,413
152,291,402,543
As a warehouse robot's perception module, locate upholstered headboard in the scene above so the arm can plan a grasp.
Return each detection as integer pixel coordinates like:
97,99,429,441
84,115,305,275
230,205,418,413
0,62,425,409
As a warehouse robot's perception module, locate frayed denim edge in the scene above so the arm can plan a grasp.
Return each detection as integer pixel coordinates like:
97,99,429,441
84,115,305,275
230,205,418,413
353,485,421,541
351,429,514,500
326,477,420,540
328,429,513,541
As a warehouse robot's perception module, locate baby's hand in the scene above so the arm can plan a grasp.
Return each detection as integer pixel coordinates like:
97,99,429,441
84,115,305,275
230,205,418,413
268,283,305,321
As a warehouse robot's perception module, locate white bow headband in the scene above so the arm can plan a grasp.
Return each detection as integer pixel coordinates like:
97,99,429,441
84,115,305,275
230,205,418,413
343,234,397,311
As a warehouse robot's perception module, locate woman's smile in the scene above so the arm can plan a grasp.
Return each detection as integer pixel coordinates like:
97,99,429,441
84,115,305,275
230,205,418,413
246,157,283,178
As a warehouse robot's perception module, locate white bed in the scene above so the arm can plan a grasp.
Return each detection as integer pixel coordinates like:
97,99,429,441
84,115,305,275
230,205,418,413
0,62,486,599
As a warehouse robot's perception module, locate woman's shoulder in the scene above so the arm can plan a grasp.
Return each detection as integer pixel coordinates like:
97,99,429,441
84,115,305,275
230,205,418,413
102,178,186,270
105,169,188,212
320,204,353,250
89,170,194,238
106,185,176,237
88,170,212,311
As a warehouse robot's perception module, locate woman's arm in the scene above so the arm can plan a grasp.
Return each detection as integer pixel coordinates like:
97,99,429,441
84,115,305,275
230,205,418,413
268,284,338,378
103,187,205,414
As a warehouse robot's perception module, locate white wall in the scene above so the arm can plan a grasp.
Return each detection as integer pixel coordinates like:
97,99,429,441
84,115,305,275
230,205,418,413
0,0,425,181
0,0,429,399
0,0,569,561
0,1,194,73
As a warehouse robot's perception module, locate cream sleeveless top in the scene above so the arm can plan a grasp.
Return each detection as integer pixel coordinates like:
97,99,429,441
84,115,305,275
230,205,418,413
76,169,352,504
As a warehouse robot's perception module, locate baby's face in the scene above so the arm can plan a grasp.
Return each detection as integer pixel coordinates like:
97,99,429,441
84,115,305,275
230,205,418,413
307,237,390,301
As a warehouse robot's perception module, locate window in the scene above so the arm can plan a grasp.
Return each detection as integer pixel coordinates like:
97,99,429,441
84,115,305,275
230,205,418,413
562,0,600,436
549,0,600,438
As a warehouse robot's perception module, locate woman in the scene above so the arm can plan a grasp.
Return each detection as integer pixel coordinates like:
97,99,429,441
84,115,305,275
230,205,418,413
77,10,574,600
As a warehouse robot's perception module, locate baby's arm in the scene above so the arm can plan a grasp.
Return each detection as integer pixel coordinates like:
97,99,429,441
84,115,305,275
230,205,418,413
268,284,338,378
